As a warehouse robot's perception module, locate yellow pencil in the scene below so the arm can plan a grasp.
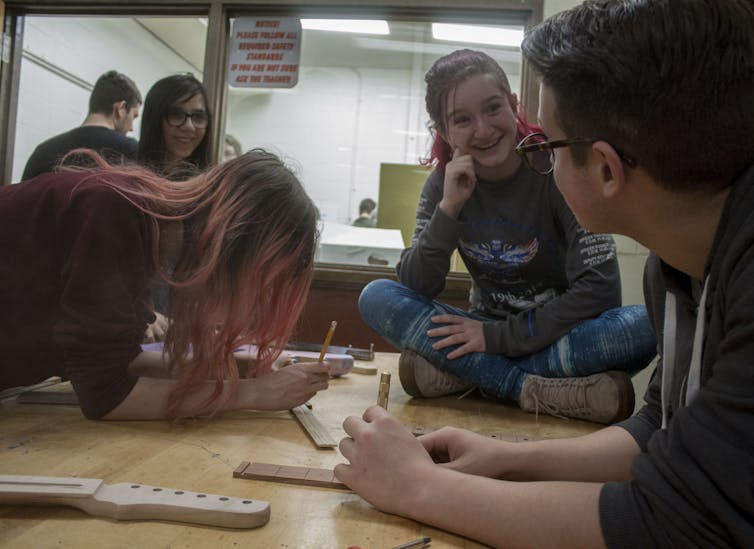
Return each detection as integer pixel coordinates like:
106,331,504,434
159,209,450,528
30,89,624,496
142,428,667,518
318,321,338,362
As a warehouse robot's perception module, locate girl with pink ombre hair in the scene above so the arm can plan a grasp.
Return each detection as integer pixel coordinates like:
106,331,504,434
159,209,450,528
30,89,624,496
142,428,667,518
0,148,328,421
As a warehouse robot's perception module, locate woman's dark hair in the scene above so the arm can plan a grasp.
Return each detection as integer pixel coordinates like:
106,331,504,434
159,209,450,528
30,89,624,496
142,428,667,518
137,73,213,177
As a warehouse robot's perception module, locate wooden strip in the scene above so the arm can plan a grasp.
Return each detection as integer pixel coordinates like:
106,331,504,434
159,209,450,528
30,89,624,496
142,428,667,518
233,461,348,491
351,363,378,375
233,461,252,477
406,423,541,443
290,405,338,448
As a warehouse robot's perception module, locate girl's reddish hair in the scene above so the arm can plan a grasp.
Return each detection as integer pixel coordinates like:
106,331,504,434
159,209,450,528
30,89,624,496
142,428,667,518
422,49,541,172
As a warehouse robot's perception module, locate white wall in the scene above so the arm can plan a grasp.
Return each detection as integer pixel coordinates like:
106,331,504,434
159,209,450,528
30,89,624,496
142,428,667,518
226,64,520,225
12,16,198,182
226,66,421,223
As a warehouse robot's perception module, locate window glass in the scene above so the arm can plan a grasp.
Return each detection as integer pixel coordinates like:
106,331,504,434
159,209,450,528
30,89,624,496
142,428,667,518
12,15,207,183
12,13,525,275
224,16,525,272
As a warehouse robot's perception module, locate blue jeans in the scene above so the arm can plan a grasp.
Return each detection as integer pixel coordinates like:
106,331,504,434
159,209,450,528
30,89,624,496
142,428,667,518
359,279,657,402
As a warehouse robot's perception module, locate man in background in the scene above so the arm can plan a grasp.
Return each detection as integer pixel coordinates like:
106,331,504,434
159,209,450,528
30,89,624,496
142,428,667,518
22,70,141,180
352,197,377,227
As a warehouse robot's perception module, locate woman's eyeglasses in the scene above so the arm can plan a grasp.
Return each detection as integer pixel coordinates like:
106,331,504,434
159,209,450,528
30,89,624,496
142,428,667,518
165,109,208,129
515,131,636,175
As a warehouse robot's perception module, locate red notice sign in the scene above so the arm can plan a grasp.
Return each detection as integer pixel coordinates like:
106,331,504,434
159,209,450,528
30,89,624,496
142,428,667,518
228,17,302,88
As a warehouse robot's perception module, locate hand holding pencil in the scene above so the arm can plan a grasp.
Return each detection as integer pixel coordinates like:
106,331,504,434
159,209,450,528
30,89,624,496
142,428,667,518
249,322,336,408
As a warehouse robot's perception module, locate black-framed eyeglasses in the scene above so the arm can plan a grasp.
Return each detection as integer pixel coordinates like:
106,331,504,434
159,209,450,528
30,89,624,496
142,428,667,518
515,132,637,175
165,109,208,129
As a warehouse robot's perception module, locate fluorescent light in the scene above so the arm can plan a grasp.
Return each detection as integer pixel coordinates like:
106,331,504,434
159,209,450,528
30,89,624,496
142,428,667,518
432,23,523,48
301,19,389,35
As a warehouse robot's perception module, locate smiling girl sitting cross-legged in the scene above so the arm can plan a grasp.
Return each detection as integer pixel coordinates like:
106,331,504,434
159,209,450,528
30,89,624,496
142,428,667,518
358,49,657,424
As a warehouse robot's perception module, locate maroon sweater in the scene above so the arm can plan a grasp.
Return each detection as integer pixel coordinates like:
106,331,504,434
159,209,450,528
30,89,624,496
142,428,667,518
0,171,155,418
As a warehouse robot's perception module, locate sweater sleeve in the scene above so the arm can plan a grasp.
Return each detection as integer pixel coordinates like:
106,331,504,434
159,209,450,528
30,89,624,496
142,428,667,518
396,170,460,297
483,186,622,356
617,254,664,448
53,182,154,419
599,253,754,547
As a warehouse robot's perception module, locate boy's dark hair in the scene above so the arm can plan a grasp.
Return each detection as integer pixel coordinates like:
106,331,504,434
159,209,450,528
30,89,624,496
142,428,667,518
359,198,376,215
89,70,142,114
137,73,213,175
521,0,754,192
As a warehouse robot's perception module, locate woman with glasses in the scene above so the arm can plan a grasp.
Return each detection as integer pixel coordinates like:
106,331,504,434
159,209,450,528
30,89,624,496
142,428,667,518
137,73,212,178
0,148,329,421
137,74,213,316
358,49,657,424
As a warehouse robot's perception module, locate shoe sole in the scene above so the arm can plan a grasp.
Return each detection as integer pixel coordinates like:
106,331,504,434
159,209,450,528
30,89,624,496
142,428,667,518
603,371,635,423
398,350,425,398
520,370,636,424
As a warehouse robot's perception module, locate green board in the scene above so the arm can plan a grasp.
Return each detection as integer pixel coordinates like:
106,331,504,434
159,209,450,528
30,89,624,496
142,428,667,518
377,162,467,272
377,162,430,247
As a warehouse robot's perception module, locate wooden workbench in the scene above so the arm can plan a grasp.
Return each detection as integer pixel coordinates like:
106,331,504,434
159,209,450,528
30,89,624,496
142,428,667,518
0,353,600,548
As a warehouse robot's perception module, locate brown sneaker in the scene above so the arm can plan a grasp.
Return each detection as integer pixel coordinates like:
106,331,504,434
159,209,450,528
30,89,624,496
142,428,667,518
519,371,635,424
398,350,472,398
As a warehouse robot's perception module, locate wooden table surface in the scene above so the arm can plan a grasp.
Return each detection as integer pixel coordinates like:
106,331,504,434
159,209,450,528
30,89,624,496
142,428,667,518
0,352,600,549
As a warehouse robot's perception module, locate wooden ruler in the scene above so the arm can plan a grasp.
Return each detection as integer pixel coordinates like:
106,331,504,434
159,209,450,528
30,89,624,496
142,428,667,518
290,405,338,448
234,461,347,490
0,474,270,528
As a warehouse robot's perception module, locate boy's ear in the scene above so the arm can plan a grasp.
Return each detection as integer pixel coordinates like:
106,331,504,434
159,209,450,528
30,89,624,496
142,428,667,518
112,100,127,118
590,141,627,198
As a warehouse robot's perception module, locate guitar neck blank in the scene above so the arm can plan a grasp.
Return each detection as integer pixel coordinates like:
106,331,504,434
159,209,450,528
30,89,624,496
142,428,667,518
0,474,270,529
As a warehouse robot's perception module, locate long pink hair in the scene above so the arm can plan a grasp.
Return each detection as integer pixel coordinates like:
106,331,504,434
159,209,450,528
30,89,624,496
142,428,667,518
65,149,318,420
422,49,541,172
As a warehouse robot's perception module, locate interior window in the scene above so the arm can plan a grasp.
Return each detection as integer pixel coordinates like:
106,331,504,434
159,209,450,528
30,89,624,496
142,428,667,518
223,16,525,273
12,15,207,183
11,12,525,275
